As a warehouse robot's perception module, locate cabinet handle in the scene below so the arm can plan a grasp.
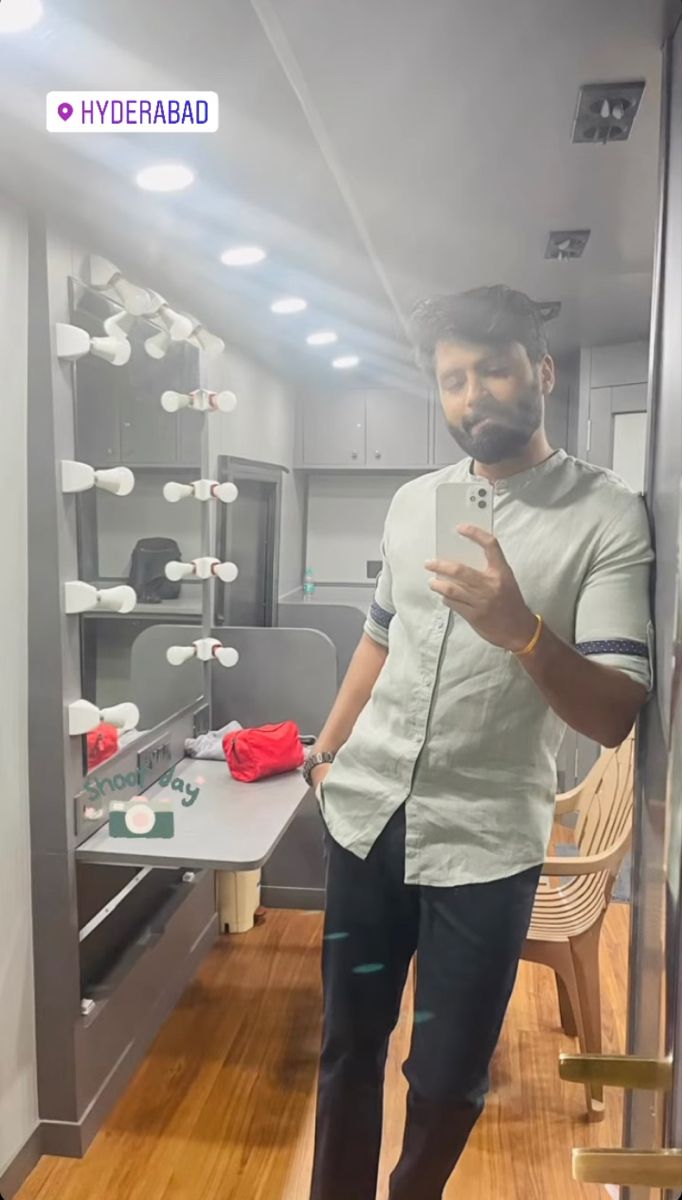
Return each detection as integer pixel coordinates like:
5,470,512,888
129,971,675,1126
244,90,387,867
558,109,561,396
351,450,358,460
374,450,382,460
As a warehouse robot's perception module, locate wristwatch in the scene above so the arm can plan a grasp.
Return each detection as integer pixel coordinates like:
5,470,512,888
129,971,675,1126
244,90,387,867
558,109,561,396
302,750,335,788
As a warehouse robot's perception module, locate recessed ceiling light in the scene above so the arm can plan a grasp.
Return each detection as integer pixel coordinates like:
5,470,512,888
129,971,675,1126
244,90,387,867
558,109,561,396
221,245,267,267
332,355,360,370
307,330,338,346
0,0,43,31
135,163,195,192
271,297,307,315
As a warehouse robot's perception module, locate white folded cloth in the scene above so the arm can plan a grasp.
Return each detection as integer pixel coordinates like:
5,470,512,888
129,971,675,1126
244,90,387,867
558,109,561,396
184,721,243,761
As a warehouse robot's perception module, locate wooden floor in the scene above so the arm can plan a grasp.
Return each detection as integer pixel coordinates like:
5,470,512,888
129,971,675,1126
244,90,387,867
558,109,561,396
18,905,630,1200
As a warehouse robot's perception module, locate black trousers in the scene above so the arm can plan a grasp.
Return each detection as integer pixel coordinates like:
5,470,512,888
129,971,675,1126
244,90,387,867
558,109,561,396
309,806,541,1200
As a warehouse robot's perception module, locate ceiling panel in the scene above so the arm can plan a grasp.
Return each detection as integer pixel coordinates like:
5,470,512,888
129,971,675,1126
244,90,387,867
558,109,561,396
0,0,669,381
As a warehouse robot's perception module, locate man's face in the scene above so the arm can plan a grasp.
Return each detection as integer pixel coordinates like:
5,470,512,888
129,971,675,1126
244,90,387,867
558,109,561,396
435,339,554,463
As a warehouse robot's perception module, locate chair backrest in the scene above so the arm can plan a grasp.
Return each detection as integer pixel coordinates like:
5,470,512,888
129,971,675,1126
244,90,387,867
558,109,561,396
575,735,635,885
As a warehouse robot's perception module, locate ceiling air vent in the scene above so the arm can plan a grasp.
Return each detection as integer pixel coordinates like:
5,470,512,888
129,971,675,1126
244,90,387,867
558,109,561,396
536,300,562,322
545,230,591,262
572,81,645,144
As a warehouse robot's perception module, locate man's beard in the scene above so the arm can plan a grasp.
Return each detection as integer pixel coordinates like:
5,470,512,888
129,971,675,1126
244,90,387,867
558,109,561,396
447,385,543,464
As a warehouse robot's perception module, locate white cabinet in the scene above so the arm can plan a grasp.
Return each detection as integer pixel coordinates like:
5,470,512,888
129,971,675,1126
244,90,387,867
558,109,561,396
364,389,429,467
301,388,430,469
301,390,366,466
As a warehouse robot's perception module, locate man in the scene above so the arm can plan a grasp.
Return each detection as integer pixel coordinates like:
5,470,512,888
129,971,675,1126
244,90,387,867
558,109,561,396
303,285,653,1200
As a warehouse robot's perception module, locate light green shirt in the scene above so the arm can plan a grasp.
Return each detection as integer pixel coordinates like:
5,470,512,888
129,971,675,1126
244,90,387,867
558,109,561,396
319,450,653,885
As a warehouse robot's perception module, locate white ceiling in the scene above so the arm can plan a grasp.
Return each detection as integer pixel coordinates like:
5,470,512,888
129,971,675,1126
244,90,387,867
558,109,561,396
0,0,669,385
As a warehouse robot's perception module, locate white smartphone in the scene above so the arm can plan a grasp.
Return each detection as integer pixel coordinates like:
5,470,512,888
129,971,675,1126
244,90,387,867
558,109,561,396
435,481,494,572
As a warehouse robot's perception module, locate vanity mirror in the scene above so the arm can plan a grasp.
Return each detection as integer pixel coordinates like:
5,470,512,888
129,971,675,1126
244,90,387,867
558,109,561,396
68,277,206,772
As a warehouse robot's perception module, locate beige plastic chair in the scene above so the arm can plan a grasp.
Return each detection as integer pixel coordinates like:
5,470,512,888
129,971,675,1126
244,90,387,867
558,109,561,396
522,735,635,1121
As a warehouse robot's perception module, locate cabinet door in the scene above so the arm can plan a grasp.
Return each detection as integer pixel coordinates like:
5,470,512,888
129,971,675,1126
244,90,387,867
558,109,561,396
302,390,365,466
364,389,429,467
432,394,467,466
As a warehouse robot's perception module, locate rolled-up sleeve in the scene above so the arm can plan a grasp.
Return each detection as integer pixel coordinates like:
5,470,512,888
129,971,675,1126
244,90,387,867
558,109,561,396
364,533,395,649
574,495,654,690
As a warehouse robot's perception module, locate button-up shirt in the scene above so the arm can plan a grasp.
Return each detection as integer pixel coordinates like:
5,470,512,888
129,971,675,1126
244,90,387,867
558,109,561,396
319,450,653,885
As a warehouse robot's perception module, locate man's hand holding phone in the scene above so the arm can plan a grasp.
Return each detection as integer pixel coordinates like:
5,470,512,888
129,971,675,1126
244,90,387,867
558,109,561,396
425,525,537,653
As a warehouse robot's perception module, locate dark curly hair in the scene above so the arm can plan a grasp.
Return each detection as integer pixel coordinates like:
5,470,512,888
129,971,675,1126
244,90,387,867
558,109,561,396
410,285,555,378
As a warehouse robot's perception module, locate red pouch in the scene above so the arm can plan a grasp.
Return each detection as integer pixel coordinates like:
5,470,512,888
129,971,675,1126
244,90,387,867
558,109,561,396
87,722,119,769
223,721,305,783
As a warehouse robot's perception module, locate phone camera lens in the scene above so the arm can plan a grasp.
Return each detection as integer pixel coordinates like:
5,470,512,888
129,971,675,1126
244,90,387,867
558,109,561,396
478,500,487,509
478,488,487,498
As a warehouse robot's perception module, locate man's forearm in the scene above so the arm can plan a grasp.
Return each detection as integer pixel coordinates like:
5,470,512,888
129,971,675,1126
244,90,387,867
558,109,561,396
314,633,388,756
520,623,648,747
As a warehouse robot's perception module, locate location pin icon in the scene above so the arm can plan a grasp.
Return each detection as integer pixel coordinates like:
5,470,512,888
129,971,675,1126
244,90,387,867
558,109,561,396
58,102,73,122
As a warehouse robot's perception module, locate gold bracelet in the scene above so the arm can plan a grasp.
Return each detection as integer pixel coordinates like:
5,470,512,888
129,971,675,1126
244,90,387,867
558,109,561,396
514,614,544,658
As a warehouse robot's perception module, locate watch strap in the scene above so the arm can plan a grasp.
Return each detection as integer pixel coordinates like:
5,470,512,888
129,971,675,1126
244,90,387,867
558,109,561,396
303,750,335,787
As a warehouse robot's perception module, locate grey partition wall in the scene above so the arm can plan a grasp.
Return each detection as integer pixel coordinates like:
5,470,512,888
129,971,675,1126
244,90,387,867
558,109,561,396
131,624,338,734
130,626,204,730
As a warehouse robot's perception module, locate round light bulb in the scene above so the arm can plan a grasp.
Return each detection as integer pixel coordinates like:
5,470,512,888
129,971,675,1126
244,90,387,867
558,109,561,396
213,561,239,583
135,163,195,193
221,246,267,267
214,646,240,669
161,391,186,413
332,355,360,370
0,0,43,31
270,297,307,315
213,482,239,504
307,331,338,346
213,390,238,413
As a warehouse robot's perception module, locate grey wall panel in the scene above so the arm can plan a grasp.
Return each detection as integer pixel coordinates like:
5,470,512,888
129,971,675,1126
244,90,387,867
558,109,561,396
589,341,649,388
260,789,326,909
260,885,325,910
27,224,83,1128
278,601,364,685
0,1127,43,1200
0,194,39,1183
211,627,338,733
648,25,682,739
29,851,81,1120
625,20,682,1181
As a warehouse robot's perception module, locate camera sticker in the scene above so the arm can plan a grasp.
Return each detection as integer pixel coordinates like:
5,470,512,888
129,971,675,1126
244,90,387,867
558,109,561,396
109,795,175,839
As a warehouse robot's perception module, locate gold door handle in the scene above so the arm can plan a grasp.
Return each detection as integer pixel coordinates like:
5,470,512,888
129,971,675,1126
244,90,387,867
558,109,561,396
573,1148,682,1187
560,1053,673,1091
